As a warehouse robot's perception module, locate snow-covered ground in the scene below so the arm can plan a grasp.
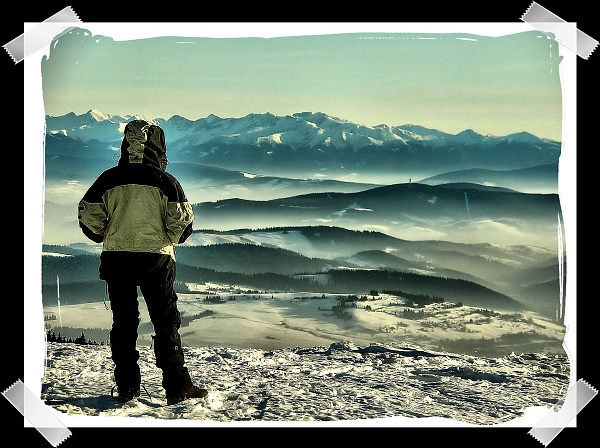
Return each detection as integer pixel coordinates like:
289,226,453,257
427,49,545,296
41,340,569,426
37,281,574,429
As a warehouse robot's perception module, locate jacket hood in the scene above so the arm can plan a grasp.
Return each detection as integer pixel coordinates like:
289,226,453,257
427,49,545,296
118,119,168,170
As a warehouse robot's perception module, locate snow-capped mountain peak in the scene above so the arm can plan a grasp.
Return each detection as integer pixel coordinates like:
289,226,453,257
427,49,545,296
88,109,113,122
44,110,561,177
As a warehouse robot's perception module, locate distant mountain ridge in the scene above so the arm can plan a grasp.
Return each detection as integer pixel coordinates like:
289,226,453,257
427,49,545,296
46,109,560,146
420,164,559,194
45,110,561,178
190,182,562,249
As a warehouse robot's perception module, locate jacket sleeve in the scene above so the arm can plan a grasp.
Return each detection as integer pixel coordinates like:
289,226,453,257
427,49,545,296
165,199,194,244
165,178,195,244
78,181,108,244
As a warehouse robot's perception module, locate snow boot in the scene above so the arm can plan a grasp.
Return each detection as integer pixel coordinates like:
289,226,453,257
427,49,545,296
111,385,141,403
166,386,208,405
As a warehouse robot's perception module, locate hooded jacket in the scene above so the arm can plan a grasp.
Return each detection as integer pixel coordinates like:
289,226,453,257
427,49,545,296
77,119,194,259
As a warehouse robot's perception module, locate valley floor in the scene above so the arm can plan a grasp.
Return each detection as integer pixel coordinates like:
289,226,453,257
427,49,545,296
43,282,567,359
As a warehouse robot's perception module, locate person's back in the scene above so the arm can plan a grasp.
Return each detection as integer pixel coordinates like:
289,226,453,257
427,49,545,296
78,119,208,404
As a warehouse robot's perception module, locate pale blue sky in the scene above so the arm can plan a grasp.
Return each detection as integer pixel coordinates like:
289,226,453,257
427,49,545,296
41,25,563,141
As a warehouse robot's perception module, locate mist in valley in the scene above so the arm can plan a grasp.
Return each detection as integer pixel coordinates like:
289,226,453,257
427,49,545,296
39,111,569,363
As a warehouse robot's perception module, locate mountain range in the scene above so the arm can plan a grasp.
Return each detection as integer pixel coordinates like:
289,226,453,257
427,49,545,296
40,110,566,328
45,109,561,182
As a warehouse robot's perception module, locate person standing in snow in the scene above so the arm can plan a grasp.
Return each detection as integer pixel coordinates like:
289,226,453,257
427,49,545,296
77,119,207,404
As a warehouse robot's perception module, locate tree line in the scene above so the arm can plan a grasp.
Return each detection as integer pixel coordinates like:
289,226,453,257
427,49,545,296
46,330,106,345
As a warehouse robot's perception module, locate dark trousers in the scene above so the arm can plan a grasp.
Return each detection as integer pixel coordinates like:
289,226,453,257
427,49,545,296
100,252,193,396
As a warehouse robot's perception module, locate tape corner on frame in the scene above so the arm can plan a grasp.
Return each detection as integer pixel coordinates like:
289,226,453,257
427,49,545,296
3,6,81,64
528,378,598,446
2,378,72,447
520,1,599,60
